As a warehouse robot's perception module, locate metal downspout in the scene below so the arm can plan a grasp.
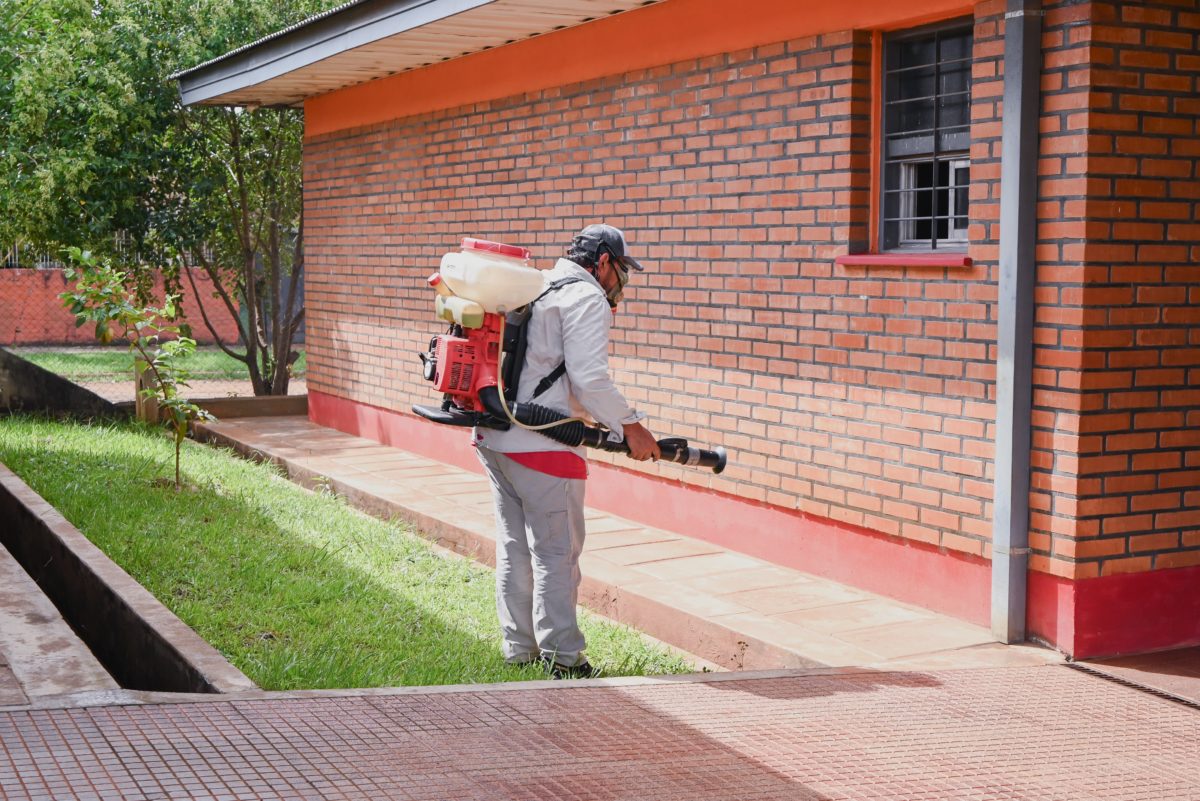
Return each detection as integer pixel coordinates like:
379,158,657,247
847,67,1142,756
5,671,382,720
991,0,1043,643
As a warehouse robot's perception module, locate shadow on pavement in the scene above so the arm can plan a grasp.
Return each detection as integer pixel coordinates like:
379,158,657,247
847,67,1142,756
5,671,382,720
16,683,837,800
701,668,942,700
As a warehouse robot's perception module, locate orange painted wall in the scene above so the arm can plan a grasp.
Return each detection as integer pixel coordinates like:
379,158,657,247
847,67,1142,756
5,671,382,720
306,0,971,138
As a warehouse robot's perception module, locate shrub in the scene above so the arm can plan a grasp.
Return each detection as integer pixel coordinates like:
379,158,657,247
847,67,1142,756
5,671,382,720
60,246,213,489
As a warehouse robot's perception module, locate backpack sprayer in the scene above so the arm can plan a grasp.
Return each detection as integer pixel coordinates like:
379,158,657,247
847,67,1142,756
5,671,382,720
412,238,727,473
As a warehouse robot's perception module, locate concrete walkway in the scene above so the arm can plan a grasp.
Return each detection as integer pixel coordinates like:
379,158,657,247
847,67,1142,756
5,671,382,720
2,663,1199,800
1084,647,1200,706
195,415,1053,674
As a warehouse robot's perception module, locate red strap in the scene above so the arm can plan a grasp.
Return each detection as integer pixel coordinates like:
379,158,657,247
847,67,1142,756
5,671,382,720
507,451,588,480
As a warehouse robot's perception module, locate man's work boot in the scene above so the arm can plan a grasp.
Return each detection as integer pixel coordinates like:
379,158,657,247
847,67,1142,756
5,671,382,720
547,660,598,680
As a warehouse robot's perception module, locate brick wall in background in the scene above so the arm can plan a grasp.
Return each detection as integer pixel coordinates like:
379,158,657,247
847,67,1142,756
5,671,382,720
0,268,241,347
304,26,1006,561
1029,0,1200,580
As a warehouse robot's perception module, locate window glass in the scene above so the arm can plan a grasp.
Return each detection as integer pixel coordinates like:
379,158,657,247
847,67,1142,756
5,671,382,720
882,23,973,251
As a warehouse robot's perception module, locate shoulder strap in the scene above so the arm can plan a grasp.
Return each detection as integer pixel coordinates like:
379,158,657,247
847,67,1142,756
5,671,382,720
534,276,583,302
529,277,583,399
531,363,568,399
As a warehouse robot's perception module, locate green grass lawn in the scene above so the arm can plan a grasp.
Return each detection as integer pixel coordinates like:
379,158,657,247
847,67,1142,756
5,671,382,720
10,346,306,382
0,416,693,689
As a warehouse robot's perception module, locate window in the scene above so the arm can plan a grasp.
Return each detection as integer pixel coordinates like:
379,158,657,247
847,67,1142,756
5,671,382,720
881,22,973,251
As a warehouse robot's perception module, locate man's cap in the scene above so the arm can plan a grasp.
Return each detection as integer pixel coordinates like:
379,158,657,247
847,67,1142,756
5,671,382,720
573,224,644,272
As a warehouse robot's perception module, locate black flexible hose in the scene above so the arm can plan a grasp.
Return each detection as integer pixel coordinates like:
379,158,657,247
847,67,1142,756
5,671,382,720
477,387,726,473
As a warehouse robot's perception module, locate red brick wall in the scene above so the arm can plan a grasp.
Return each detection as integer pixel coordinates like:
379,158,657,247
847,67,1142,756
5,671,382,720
1029,0,1200,580
0,268,241,347
304,26,1005,560
303,0,1200,585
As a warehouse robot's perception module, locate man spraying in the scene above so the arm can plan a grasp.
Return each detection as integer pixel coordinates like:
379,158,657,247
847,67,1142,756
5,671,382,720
472,224,659,678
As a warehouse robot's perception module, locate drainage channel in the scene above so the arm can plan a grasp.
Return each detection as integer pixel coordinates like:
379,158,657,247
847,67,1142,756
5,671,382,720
0,462,255,696
1065,661,1200,712
0,540,120,704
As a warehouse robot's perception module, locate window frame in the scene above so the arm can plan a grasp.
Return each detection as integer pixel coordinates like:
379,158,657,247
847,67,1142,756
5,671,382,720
878,17,975,254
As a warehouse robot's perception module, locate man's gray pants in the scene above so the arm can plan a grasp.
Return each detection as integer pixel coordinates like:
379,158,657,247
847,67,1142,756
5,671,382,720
477,447,588,667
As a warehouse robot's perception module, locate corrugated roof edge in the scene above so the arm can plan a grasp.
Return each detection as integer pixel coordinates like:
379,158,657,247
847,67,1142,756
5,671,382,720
169,0,370,80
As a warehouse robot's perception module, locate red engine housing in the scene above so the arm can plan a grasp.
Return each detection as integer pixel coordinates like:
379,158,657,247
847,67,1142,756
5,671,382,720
427,312,503,412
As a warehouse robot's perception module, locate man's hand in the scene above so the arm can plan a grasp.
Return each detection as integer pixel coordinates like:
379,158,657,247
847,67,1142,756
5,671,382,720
622,421,661,462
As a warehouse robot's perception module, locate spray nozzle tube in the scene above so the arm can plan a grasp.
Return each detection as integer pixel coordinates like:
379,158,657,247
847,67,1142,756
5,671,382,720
474,387,726,474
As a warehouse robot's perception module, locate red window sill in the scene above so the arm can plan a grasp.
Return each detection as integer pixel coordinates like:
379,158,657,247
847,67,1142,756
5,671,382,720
835,253,972,267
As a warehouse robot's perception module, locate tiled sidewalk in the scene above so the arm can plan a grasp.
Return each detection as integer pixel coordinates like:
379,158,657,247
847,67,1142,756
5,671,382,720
195,415,1053,673
2,664,1198,800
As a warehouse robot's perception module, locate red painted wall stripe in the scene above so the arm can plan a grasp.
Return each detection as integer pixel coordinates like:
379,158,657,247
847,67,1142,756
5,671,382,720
1071,566,1200,660
1027,565,1200,660
305,0,972,138
1026,570,1076,654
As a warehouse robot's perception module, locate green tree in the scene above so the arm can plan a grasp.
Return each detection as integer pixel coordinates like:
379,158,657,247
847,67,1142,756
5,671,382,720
174,103,307,396
1,0,335,393
0,0,181,273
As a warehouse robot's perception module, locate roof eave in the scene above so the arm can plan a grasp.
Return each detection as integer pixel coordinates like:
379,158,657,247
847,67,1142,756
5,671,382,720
175,0,491,107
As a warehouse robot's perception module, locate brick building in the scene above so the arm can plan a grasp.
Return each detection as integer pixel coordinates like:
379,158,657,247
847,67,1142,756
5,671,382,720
177,0,1200,659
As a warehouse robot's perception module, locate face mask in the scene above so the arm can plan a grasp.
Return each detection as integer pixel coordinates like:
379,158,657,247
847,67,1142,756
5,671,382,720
606,261,630,309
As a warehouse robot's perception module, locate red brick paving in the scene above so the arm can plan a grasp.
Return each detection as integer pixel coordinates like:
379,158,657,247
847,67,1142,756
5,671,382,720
2,665,1198,800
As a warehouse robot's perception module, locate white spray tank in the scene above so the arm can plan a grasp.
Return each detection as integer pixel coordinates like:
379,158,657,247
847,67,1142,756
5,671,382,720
437,238,544,318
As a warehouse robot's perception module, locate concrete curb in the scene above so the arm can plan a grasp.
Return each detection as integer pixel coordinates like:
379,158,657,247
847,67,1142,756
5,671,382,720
194,393,308,419
196,423,828,672
0,463,256,695
1,662,983,712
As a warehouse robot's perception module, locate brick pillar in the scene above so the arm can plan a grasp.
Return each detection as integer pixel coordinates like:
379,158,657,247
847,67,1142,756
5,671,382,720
1028,0,1200,656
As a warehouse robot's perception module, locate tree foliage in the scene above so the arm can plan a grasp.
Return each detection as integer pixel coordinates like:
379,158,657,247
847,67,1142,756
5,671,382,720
1,0,181,264
176,103,307,395
1,0,338,394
